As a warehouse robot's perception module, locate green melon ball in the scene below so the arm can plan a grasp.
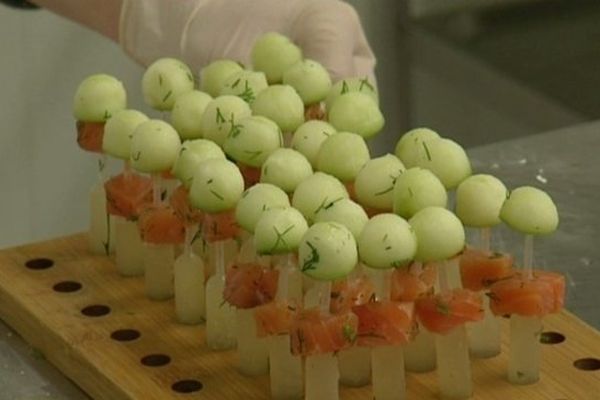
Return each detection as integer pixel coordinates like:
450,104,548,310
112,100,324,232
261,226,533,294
409,207,465,262
292,172,349,223
260,148,313,193
251,85,305,132
414,138,472,190
328,92,385,139
394,127,440,168
251,32,303,84
200,95,252,146
189,158,244,213
358,214,417,269
316,132,370,183
170,90,213,140
223,116,282,167
235,183,290,233
325,76,379,111
393,167,448,219
282,59,332,105
73,74,127,122
254,208,309,255
298,222,357,281
291,120,337,168
355,154,405,211
142,58,195,111
313,198,368,240
219,70,268,104
130,120,181,173
455,174,507,228
172,139,226,188
500,186,559,235
200,59,244,97
102,109,149,160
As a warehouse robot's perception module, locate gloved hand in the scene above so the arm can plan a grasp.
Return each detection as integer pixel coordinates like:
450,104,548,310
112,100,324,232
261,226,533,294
120,0,375,82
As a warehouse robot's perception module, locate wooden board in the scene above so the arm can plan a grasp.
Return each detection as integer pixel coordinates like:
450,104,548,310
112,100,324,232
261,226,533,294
0,234,599,399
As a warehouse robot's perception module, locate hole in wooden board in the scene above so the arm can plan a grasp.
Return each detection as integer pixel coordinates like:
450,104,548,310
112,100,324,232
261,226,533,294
573,358,600,371
141,354,171,367
110,329,141,342
171,379,203,393
25,258,54,270
81,304,111,317
540,331,566,345
53,281,82,293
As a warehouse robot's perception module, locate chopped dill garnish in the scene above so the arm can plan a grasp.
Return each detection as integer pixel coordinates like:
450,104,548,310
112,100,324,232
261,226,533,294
341,80,349,94
422,141,432,161
162,90,172,103
216,107,226,124
359,76,374,92
374,185,394,196
301,241,319,272
210,190,224,200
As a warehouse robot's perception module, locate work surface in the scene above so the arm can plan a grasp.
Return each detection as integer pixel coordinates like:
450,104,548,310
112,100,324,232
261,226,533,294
1,121,599,398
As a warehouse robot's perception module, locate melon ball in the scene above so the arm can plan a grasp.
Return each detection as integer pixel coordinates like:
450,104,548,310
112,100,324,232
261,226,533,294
317,132,370,183
260,148,313,193
355,154,405,211
223,115,282,167
142,58,195,111
200,59,244,97
328,92,384,139
292,172,349,223
358,214,417,269
455,174,507,228
298,222,357,281
200,95,252,146
500,186,559,235
235,183,290,233
414,138,472,190
189,159,244,213
170,90,213,140
409,207,465,262
393,167,447,219
251,32,302,84
282,59,332,105
291,120,337,168
254,208,309,255
394,127,440,168
130,120,181,173
313,198,368,240
102,109,149,160
251,85,305,132
171,139,226,188
219,70,268,103
325,76,379,111
73,74,126,122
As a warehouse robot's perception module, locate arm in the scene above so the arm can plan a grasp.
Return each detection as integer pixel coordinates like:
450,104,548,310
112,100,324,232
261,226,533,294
29,0,122,41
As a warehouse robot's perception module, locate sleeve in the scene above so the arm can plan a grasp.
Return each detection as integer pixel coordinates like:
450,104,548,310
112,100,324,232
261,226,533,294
119,0,203,67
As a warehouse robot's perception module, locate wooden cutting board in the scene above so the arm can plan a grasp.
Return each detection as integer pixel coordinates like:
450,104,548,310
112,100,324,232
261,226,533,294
0,234,598,399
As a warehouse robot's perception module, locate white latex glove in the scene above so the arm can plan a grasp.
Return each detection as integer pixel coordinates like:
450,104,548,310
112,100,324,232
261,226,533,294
120,0,375,82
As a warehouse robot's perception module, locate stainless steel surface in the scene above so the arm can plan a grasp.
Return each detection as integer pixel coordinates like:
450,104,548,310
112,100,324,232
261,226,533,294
2,121,599,399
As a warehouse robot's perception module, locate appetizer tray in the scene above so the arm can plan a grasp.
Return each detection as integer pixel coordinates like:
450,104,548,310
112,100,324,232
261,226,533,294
0,234,598,400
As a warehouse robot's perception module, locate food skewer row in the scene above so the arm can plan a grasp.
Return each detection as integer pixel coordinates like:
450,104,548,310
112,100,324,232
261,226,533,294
357,213,418,400
456,174,513,358
494,186,561,384
73,74,127,254
229,183,290,376
253,207,309,399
